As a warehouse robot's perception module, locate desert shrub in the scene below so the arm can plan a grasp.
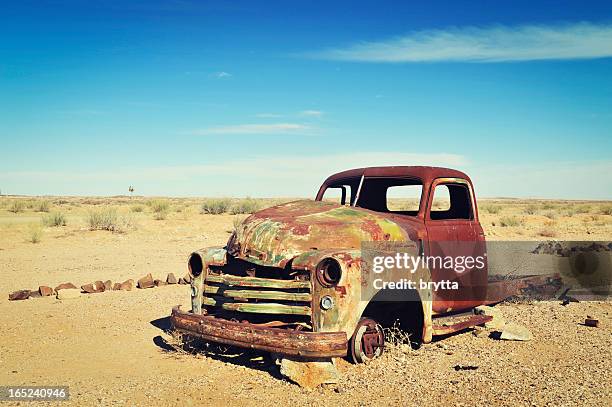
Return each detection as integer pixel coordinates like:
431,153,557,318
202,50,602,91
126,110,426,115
43,211,66,227
8,200,25,213
130,205,144,213
499,216,523,227
576,205,591,214
233,215,247,232
524,204,538,215
88,209,136,233
482,204,502,214
541,202,555,210
150,200,170,220
230,198,260,215
28,224,43,243
543,211,557,220
599,205,612,216
36,200,51,212
201,198,231,214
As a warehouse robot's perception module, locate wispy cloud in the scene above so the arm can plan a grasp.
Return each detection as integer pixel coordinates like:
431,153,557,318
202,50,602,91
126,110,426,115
187,123,311,135
299,110,324,117
305,22,612,63
210,71,232,79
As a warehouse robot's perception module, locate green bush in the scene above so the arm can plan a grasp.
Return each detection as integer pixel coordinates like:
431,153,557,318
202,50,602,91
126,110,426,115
230,198,261,215
524,204,538,215
600,205,612,216
43,211,67,227
88,209,135,232
130,205,144,213
201,198,232,215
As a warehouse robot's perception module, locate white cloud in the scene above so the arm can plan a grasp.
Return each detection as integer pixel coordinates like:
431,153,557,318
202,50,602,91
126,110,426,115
305,22,612,62
210,71,232,79
187,123,311,135
299,110,324,117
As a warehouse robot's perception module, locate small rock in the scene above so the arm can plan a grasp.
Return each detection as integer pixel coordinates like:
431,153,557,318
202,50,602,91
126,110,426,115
584,318,599,328
8,290,30,301
474,305,506,330
81,280,106,294
39,286,54,296
119,279,134,291
279,358,339,388
183,274,192,284
29,290,42,298
154,279,167,287
103,280,113,291
57,288,82,300
500,322,533,341
112,282,122,290
472,326,489,338
166,273,178,285
178,278,187,285
137,274,155,289
454,364,478,371
54,282,77,292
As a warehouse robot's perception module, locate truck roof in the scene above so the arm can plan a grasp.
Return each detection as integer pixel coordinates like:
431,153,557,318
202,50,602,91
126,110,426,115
322,166,471,186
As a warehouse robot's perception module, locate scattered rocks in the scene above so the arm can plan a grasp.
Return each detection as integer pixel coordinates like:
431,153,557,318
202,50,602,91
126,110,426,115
112,282,122,290
178,278,187,285
474,305,506,330
39,286,54,296
500,322,533,341
9,290,30,301
103,280,113,291
29,290,42,298
279,358,339,388
54,282,77,292
137,274,155,289
56,288,82,300
154,279,167,287
166,273,177,285
82,280,106,294
584,317,599,328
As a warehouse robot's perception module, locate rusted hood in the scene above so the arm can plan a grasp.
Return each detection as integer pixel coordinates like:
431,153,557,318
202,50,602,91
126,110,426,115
228,200,410,267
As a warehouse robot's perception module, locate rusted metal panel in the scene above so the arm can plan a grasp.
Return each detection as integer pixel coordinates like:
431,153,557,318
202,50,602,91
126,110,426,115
202,297,311,315
171,306,347,358
432,314,492,336
206,274,310,289
220,289,312,302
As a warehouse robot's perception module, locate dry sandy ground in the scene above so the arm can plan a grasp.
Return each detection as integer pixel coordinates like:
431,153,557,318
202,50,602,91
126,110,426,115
0,197,611,406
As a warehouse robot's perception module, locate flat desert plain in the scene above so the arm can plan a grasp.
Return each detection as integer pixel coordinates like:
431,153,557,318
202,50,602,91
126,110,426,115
0,196,610,406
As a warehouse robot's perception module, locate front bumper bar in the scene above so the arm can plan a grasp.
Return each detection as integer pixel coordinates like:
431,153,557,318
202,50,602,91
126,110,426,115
170,306,348,358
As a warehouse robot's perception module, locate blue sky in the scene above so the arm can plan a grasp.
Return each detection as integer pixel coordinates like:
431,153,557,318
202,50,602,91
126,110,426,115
1,1,611,199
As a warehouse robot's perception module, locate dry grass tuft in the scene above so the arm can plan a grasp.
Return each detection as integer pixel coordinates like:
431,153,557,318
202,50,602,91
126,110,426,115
43,211,67,227
482,204,502,214
8,200,26,213
88,208,136,233
230,198,260,215
201,198,232,215
27,224,43,243
499,216,524,227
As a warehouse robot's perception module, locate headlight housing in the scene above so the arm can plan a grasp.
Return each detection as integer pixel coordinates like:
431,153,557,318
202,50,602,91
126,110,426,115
315,258,342,287
188,253,203,278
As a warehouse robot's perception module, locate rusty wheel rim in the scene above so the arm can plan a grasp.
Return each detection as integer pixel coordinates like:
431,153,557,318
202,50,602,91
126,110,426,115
350,318,384,363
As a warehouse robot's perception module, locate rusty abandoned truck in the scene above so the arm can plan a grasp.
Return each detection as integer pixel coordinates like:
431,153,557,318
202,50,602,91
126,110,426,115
171,166,497,363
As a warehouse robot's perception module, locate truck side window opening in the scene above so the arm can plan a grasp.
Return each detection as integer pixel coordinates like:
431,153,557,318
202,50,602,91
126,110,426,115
322,185,350,205
355,177,423,216
430,184,472,220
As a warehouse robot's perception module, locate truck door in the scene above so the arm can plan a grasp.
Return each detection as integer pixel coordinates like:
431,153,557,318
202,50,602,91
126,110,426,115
425,178,486,312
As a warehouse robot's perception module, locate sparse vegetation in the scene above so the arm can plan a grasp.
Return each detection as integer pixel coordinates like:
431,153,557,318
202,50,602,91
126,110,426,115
524,204,538,215
36,200,51,212
233,215,247,232
8,200,25,213
27,224,43,243
230,198,260,215
543,211,557,220
482,204,502,214
600,205,612,216
499,216,523,227
150,199,170,220
43,211,67,227
201,198,232,215
88,208,135,233
130,205,144,213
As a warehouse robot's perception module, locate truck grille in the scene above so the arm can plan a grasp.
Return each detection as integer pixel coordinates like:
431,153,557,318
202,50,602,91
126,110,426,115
202,257,313,329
